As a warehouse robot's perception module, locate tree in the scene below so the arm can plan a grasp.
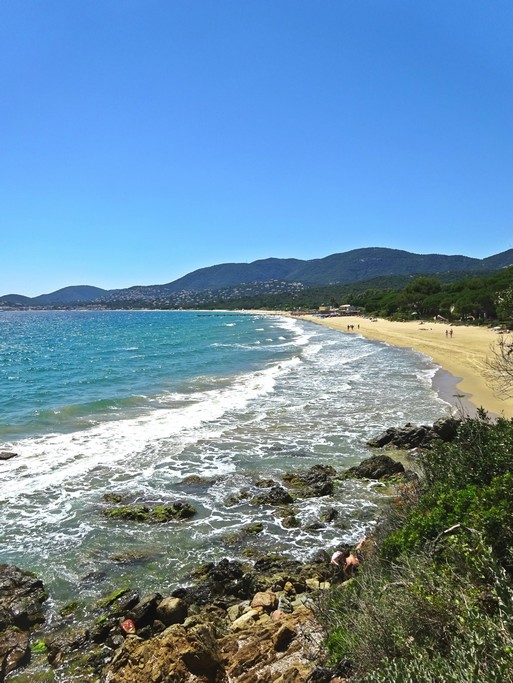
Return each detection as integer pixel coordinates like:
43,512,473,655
400,276,442,316
488,284,513,398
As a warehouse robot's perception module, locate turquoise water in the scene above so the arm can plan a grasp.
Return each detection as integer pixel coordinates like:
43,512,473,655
0,310,448,609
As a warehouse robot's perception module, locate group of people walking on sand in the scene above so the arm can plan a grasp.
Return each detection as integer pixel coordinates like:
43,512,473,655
445,329,454,337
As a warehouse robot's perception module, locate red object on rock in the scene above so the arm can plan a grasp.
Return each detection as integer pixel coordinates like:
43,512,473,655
120,618,136,634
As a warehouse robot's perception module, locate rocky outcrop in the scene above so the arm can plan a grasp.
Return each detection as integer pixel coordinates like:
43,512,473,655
251,485,294,506
103,594,327,683
19,551,342,681
104,622,224,682
0,547,354,682
343,454,405,480
283,465,337,497
103,501,196,523
367,417,461,450
0,564,48,680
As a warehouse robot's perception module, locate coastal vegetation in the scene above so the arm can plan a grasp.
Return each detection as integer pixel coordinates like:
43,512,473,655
322,412,513,682
216,266,513,324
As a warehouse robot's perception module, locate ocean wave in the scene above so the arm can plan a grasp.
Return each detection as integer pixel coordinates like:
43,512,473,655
0,355,303,502
0,310,450,609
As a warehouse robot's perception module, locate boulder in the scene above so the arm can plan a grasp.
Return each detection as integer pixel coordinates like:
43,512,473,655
367,418,461,450
283,465,336,497
126,593,162,628
103,623,224,682
97,588,140,615
282,514,300,528
230,609,261,632
250,591,278,611
367,423,430,449
432,416,460,441
0,564,47,631
45,627,89,666
222,522,264,545
320,507,339,523
251,486,294,506
0,628,30,679
155,597,187,626
0,452,17,461
344,455,404,480
175,559,247,606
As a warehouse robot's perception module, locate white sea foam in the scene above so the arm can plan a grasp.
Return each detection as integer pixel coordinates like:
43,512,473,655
0,355,302,503
0,310,450,608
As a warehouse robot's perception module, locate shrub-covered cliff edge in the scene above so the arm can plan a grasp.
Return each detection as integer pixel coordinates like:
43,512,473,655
322,412,513,682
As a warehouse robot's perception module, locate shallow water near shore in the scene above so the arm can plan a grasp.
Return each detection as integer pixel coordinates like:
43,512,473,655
0,310,449,613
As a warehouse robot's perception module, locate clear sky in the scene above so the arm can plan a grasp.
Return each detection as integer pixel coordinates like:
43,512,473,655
1,0,511,296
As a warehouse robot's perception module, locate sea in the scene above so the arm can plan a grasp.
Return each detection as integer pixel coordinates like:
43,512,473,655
0,310,449,614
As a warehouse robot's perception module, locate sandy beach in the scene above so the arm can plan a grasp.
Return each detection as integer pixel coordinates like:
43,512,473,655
254,312,513,419
302,315,513,418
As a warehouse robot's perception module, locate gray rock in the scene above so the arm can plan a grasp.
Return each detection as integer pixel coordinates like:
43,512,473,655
251,485,294,506
432,416,460,441
344,455,404,480
126,593,163,627
0,564,47,631
367,418,461,450
45,628,90,666
155,596,187,626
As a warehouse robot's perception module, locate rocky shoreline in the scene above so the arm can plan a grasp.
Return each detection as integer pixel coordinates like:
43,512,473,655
0,418,459,682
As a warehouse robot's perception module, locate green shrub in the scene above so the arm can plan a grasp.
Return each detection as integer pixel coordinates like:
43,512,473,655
421,413,513,491
382,471,513,567
322,540,513,681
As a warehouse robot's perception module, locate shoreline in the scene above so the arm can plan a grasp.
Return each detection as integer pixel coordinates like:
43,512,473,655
432,367,478,419
247,311,513,419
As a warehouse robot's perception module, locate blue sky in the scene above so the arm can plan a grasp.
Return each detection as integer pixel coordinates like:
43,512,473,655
1,0,511,296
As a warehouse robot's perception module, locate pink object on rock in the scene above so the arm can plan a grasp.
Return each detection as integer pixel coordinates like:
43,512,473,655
120,618,136,634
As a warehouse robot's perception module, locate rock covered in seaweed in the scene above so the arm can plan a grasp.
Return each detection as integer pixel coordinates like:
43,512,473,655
103,501,196,523
282,464,337,497
251,485,294,506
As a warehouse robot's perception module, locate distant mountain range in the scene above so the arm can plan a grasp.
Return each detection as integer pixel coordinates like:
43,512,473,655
2,247,513,308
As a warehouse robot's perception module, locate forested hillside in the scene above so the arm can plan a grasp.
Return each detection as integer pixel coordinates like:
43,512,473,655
214,267,513,324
